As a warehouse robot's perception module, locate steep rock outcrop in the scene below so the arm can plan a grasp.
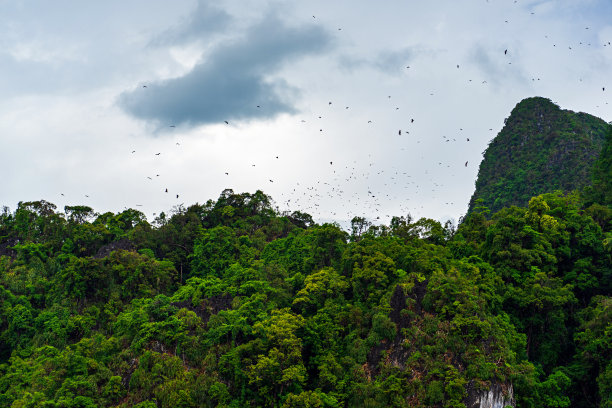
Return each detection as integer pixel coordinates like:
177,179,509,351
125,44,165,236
465,383,515,408
468,97,610,214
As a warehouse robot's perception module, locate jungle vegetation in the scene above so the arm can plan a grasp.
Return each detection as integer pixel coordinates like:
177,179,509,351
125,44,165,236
0,112,611,407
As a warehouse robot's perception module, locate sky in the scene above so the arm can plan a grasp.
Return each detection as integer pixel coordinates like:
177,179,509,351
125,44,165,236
1,0,611,230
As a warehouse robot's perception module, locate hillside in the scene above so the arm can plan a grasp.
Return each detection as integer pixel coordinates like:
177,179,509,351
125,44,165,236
468,97,610,214
0,187,611,407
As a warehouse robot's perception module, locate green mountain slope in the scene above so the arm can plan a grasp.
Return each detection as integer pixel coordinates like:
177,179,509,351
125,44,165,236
468,97,610,214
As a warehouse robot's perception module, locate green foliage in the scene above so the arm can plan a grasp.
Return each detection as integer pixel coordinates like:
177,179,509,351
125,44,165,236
0,185,610,407
469,97,610,214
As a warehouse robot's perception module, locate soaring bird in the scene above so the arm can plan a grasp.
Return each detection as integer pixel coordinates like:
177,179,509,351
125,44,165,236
165,188,168,193
465,161,468,167
176,194,179,199
504,49,508,54
224,120,229,124
155,153,161,156
398,130,402,135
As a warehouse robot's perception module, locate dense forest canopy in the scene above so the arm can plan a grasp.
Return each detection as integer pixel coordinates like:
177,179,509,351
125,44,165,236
0,179,610,407
1,102,612,408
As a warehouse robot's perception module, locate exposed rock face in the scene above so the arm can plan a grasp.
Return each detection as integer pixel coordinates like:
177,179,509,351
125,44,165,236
465,383,515,408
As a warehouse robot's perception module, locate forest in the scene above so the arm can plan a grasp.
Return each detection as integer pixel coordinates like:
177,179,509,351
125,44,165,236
0,129,611,407
468,97,610,215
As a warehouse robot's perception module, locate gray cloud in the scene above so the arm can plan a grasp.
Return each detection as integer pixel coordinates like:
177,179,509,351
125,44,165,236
149,1,232,46
338,47,417,74
469,44,528,88
119,13,331,129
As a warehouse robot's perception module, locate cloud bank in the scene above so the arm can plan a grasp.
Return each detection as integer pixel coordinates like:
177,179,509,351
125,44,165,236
119,12,331,129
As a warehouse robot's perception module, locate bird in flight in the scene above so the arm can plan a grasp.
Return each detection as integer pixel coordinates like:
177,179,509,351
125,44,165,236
224,120,229,124
155,153,161,156
465,161,468,167
504,49,508,55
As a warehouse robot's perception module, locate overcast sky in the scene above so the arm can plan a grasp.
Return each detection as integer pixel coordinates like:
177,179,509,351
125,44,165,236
1,0,611,229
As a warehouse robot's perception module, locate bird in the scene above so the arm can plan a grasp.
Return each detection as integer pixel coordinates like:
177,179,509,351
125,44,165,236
398,130,402,135
131,150,136,153
225,172,229,175
465,161,468,167
411,119,414,123
169,125,175,128
165,188,168,193
504,49,508,55
269,179,274,183
224,120,229,124
155,153,161,156
176,194,179,199
330,161,333,165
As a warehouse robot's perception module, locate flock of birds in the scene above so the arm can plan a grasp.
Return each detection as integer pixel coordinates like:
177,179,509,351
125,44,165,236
57,3,610,227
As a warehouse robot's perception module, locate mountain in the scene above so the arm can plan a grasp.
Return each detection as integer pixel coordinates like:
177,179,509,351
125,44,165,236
468,97,610,214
